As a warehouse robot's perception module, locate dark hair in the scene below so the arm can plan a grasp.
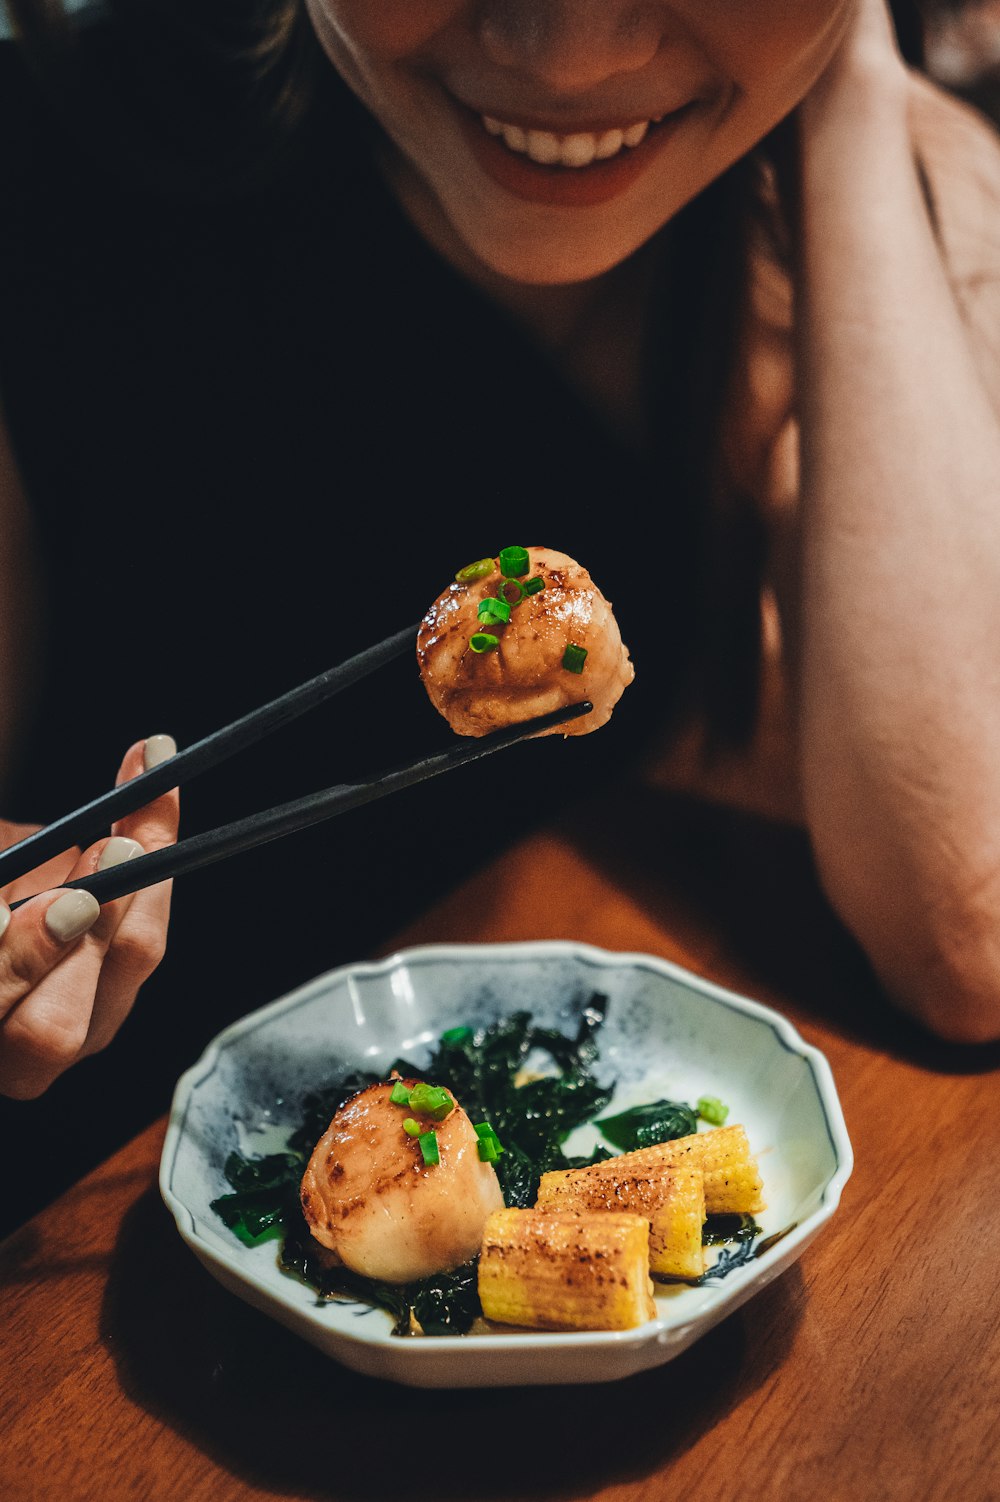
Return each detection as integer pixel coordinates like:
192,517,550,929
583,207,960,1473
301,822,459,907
4,0,935,748
5,0,326,190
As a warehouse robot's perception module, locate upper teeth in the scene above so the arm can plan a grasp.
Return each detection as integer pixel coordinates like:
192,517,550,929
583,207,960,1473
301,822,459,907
482,116,652,168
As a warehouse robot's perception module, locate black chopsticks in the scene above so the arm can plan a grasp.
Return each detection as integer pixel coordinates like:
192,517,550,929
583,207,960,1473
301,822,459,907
8,699,593,910
0,622,420,890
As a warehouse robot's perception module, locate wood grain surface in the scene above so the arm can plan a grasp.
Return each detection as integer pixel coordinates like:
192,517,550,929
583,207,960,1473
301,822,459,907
2,786,999,1502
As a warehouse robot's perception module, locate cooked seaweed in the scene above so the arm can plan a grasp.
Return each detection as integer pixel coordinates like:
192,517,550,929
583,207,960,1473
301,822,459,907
596,1099,698,1152
398,998,615,1206
210,1153,302,1245
699,1214,764,1282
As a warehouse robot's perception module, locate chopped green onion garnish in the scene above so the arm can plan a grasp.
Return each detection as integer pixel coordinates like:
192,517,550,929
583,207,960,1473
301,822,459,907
474,1122,505,1161
470,632,499,654
524,576,544,596
478,596,511,626
419,1130,440,1166
697,1095,730,1126
562,643,588,673
499,545,529,578
408,1083,454,1121
497,578,526,606
456,558,495,584
389,1081,411,1106
441,1026,474,1046
403,1118,422,1137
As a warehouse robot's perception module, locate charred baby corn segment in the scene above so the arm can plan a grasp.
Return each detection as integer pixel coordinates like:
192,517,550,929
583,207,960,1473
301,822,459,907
536,1164,707,1280
658,1125,765,1215
647,1169,706,1277
577,1125,764,1216
478,1209,657,1332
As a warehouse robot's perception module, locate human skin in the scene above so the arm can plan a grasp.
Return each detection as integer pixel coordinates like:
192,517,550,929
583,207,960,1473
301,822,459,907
0,740,180,1097
302,0,856,286
302,0,1000,1043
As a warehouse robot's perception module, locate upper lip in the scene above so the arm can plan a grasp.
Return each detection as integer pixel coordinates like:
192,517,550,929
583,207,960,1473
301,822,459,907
450,94,701,136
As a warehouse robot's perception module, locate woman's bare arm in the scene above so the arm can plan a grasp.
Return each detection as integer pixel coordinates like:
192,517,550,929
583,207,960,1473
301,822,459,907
793,0,1000,1041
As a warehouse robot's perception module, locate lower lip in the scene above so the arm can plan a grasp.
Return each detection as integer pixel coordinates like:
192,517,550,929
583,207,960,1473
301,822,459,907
455,101,698,209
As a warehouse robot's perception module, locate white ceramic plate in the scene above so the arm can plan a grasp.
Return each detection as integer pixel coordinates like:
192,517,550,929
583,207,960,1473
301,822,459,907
160,940,852,1388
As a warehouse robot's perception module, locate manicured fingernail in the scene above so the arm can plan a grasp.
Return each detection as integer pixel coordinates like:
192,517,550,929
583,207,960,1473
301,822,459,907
144,734,177,771
98,836,143,871
45,890,101,944
0,902,10,941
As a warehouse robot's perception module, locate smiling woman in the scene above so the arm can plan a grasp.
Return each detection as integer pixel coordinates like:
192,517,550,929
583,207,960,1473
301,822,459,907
1,0,1000,1233
302,0,857,282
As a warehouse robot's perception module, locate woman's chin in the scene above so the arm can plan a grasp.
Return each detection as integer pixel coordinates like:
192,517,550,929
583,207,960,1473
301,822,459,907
389,145,668,288
448,215,649,288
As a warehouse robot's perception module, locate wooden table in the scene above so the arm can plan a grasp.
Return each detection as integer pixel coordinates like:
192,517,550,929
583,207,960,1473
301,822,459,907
3,785,999,1502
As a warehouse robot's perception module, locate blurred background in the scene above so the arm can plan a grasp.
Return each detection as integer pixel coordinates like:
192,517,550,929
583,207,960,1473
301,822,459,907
926,0,1000,120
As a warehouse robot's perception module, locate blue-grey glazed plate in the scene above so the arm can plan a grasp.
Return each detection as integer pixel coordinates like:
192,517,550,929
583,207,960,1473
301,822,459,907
160,941,852,1388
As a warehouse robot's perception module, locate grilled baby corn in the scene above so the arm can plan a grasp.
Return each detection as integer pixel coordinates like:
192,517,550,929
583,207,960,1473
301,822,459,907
560,1125,764,1216
642,1124,765,1214
536,1163,707,1279
478,1208,657,1331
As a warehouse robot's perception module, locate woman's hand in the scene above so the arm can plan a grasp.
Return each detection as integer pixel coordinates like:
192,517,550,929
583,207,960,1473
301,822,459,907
0,736,179,1098
802,0,907,119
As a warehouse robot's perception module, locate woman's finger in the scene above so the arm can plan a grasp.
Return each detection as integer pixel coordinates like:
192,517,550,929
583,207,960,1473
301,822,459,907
0,831,151,1094
81,895,171,1056
111,734,180,853
0,886,104,1096
0,733,180,1093
0,888,102,1024
81,841,173,1057
83,734,180,1055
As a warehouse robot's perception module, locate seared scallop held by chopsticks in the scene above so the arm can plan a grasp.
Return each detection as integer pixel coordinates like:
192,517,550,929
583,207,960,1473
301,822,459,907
300,1079,505,1283
417,545,634,737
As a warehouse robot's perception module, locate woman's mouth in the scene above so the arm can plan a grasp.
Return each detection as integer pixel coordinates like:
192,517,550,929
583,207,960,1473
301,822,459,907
453,98,700,208
480,115,655,169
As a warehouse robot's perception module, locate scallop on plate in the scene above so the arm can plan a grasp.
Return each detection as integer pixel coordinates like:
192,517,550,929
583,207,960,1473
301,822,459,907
160,941,853,1389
